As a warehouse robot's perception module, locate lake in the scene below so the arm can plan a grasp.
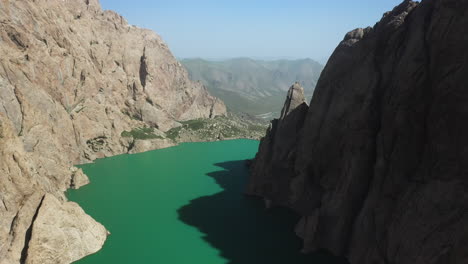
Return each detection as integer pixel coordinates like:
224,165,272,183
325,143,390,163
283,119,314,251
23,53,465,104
68,139,346,264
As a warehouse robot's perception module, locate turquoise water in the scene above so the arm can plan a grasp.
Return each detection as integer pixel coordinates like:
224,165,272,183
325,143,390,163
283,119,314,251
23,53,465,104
68,139,346,264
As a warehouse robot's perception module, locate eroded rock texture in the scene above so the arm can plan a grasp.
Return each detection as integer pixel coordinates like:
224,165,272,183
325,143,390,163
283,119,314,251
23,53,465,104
0,0,225,263
249,1,468,263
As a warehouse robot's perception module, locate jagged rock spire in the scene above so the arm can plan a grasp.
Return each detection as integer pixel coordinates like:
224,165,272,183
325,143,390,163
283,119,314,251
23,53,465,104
279,82,307,120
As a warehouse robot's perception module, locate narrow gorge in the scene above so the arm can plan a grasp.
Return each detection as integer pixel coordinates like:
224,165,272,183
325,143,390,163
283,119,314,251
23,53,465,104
249,0,468,263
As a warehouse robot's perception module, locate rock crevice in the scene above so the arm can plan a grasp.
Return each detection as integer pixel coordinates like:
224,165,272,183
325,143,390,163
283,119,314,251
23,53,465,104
19,195,44,264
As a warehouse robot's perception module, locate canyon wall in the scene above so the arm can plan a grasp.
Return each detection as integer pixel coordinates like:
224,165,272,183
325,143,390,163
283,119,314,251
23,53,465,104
249,0,468,263
0,0,225,263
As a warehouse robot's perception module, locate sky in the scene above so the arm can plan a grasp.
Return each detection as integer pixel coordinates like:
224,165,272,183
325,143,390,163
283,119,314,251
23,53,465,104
100,0,404,63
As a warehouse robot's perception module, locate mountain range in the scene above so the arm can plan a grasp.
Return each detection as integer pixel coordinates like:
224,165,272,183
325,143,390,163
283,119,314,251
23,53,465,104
181,58,323,118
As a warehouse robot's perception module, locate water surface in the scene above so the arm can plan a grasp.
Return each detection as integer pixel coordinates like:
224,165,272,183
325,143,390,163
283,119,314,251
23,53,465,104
68,139,346,264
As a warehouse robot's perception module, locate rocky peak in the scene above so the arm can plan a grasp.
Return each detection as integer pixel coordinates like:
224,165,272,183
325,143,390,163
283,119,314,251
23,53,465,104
338,0,418,50
279,82,307,120
343,27,372,43
380,0,419,28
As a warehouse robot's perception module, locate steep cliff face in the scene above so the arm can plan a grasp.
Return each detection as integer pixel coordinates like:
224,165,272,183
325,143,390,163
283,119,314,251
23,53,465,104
249,0,468,263
0,0,225,263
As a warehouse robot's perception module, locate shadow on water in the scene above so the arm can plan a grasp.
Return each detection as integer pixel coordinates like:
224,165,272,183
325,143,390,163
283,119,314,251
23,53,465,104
178,160,349,264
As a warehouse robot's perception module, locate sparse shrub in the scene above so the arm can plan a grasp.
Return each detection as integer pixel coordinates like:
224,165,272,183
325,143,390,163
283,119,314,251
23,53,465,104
180,119,206,130
121,127,163,140
166,126,182,141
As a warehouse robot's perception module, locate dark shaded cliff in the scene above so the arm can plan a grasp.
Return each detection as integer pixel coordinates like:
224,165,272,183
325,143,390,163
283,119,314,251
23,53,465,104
248,0,468,263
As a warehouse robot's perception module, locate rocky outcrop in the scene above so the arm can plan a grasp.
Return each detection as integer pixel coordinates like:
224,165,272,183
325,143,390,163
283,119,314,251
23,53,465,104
248,83,308,205
279,82,307,119
24,194,108,264
69,168,90,190
248,1,468,263
0,0,226,263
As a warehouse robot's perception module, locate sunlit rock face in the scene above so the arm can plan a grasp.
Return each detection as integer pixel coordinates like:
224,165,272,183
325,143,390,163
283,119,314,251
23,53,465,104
249,0,468,263
0,0,226,263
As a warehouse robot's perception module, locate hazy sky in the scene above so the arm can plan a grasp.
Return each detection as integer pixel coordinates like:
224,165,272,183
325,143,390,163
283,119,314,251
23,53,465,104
100,0,404,62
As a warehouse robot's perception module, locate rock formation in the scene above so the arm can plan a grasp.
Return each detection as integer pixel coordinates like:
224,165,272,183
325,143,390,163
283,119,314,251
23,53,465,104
249,83,309,205
0,0,226,263
248,0,468,263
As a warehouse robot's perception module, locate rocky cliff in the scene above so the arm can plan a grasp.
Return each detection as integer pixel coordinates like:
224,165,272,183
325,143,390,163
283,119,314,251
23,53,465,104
248,0,468,263
0,0,226,263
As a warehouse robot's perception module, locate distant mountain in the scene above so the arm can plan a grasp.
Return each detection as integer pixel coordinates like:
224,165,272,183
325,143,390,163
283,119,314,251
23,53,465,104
181,58,323,118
